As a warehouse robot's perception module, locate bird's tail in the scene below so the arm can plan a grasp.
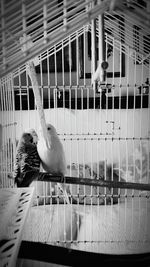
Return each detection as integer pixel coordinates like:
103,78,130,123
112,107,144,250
58,183,70,204
63,188,70,205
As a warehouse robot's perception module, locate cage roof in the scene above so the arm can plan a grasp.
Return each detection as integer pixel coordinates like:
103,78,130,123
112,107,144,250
0,0,150,78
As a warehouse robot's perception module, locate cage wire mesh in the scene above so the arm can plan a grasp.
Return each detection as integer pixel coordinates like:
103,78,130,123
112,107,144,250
0,0,150,261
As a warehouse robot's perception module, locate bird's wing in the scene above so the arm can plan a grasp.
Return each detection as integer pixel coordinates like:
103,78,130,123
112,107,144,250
25,143,41,170
21,143,41,172
13,151,21,180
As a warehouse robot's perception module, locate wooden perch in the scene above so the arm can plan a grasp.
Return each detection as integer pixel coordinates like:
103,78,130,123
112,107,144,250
37,172,150,191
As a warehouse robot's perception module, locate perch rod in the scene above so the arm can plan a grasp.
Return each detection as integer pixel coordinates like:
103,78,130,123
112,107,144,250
37,172,150,191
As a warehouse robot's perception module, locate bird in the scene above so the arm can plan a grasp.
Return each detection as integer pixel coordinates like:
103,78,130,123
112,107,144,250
12,131,41,187
37,123,70,204
27,128,39,145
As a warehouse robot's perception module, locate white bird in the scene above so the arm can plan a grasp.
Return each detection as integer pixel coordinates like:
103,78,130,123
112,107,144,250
20,41,69,202
37,123,70,204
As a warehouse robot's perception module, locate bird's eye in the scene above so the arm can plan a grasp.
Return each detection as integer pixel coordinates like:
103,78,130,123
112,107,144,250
47,127,51,130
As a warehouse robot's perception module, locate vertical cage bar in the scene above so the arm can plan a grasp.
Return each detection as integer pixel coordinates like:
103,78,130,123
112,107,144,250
90,139,93,244
54,45,58,87
125,45,130,241
83,27,86,85
105,37,108,122
10,75,16,186
83,136,86,244
4,81,8,183
131,49,137,240
118,40,122,211
26,65,30,126
91,18,97,90
87,87,89,134
69,35,72,86
133,49,137,185
69,136,72,194
104,138,107,243
76,31,79,86
140,55,144,139
39,55,44,109
98,12,105,82
18,70,23,132
10,74,16,186
62,40,65,86
139,56,144,237
47,50,51,110
76,136,80,243
112,37,115,85
110,136,113,241
111,37,115,202
81,88,83,134
3,81,7,186
0,80,3,186
62,40,66,135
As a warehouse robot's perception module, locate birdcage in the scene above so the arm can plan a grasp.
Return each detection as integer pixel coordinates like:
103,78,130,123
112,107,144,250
0,0,150,266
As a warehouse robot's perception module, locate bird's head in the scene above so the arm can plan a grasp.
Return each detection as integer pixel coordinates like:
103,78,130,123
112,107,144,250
27,128,38,144
46,124,57,136
21,132,33,144
38,123,57,149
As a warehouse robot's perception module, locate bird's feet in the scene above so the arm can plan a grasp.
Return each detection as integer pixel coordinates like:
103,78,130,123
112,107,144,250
60,174,65,183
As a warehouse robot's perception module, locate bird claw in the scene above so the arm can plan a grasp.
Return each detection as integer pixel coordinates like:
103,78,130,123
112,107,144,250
60,175,65,183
